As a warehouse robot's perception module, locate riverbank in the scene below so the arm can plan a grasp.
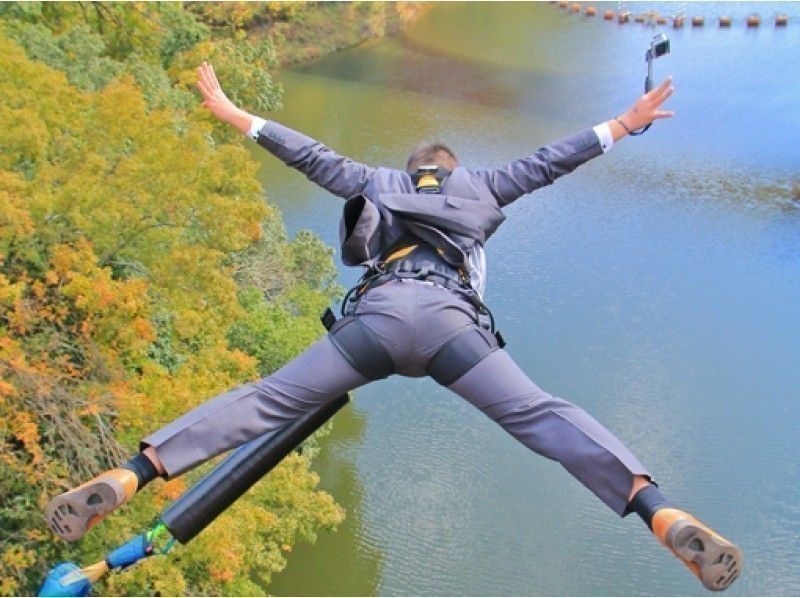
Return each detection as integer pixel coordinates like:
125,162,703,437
261,2,429,67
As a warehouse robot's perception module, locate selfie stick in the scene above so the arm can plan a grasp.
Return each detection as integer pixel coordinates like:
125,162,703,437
630,34,670,135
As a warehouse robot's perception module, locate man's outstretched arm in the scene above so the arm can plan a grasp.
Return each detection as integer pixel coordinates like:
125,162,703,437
197,62,375,200
471,77,675,207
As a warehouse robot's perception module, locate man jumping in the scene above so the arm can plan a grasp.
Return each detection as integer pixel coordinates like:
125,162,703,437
46,62,742,592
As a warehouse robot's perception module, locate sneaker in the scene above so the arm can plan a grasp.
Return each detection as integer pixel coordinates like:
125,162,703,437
46,468,138,542
652,508,743,591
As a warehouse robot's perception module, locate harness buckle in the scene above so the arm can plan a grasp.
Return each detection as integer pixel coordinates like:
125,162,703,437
320,307,337,331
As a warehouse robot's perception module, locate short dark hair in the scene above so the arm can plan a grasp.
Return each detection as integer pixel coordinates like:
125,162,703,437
406,142,458,173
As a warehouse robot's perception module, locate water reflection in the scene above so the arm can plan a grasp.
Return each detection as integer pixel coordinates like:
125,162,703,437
260,2,799,595
293,33,533,110
269,404,384,596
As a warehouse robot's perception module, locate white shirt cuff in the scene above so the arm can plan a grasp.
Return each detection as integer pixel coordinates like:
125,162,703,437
593,122,614,152
247,117,268,139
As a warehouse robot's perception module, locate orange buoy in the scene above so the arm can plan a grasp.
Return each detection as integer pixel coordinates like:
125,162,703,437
672,16,685,28
603,9,614,20
618,11,630,23
558,1,568,8
656,16,667,25
719,16,732,27
691,16,704,26
746,14,761,27
572,3,581,13
775,14,788,26
585,6,597,16
634,14,645,23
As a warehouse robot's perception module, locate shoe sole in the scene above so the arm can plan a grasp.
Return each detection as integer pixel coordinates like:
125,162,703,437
667,518,743,591
46,479,124,542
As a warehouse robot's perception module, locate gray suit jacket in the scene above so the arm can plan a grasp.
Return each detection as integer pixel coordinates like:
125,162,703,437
256,121,603,268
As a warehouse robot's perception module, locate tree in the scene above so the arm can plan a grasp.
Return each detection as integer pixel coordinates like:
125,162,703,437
0,32,342,596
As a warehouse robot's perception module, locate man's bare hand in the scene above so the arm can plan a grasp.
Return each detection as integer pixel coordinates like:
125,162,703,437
196,62,253,135
620,76,675,131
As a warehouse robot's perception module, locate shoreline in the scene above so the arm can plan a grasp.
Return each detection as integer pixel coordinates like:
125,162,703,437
254,2,430,68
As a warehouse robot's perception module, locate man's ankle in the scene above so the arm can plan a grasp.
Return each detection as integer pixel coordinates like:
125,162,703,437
627,484,670,530
122,452,161,491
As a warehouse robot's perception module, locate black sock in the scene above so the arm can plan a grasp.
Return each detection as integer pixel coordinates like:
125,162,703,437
122,453,160,491
627,484,670,530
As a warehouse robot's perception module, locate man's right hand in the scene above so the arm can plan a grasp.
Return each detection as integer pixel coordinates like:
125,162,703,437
196,61,254,136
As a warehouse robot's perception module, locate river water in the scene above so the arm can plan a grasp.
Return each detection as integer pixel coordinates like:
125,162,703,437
251,3,799,595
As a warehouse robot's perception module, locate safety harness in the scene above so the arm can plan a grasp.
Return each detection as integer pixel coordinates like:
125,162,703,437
322,240,506,385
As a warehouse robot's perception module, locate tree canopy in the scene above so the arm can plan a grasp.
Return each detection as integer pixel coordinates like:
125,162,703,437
0,4,345,594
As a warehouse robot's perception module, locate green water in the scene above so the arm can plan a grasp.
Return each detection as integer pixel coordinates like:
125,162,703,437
252,3,799,595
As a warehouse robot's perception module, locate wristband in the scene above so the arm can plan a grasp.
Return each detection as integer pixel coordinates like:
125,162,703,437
615,117,632,134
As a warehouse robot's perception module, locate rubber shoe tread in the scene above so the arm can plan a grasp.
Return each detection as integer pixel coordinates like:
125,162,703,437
653,508,742,592
46,469,137,542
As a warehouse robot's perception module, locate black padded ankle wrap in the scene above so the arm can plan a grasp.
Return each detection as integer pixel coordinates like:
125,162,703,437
628,484,669,530
123,453,160,491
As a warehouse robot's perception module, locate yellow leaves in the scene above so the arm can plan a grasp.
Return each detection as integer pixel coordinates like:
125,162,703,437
0,105,49,171
159,478,187,501
0,576,17,596
227,348,258,379
0,171,34,255
50,241,92,278
0,545,36,594
46,241,154,361
92,77,149,142
209,563,235,583
0,380,15,398
0,33,87,135
11,411,44,465
79,320,93,336
0,273,25,308
133,317,156,342
107,380,134,406
31,280,46,300
5,295,32,336
0,337,37,378
151,245,242,340
0,28,344,597
258,509,279,528
24,528,49,543
1,546,35,569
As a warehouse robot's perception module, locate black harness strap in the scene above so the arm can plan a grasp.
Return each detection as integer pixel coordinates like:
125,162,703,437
322,242,506,384
326,314,395,380
426,326,501,387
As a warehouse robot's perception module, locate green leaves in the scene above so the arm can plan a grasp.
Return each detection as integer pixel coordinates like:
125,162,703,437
0,19,341,595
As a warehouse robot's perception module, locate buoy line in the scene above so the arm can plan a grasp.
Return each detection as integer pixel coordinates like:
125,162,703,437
553,1,790,28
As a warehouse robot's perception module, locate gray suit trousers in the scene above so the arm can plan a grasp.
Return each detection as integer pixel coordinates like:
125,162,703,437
143,280,649,516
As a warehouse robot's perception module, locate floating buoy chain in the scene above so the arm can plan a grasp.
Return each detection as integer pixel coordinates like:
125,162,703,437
552,2,790,27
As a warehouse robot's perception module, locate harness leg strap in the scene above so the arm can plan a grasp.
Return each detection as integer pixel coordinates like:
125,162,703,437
426,327,500,386
328,316,396,380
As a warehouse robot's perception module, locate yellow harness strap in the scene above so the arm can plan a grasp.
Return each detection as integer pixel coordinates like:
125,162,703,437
382,243,418,264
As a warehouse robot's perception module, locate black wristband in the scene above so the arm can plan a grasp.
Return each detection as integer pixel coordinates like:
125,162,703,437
615,116,632,134
617,116,652,136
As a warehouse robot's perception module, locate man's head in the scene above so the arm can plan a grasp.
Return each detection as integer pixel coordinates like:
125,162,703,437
405,141,458,174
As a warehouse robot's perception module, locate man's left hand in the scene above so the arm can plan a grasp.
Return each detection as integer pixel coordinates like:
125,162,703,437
619,76,675,132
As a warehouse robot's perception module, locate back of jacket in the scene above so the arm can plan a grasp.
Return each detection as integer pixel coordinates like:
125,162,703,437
255,121,603,268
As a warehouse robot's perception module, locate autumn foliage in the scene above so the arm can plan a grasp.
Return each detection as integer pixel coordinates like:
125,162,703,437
0,6,344,595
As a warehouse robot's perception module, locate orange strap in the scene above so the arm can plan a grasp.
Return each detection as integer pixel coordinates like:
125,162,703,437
382,243,418,264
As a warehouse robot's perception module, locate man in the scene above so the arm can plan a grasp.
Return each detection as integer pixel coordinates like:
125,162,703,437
47,62,742,591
